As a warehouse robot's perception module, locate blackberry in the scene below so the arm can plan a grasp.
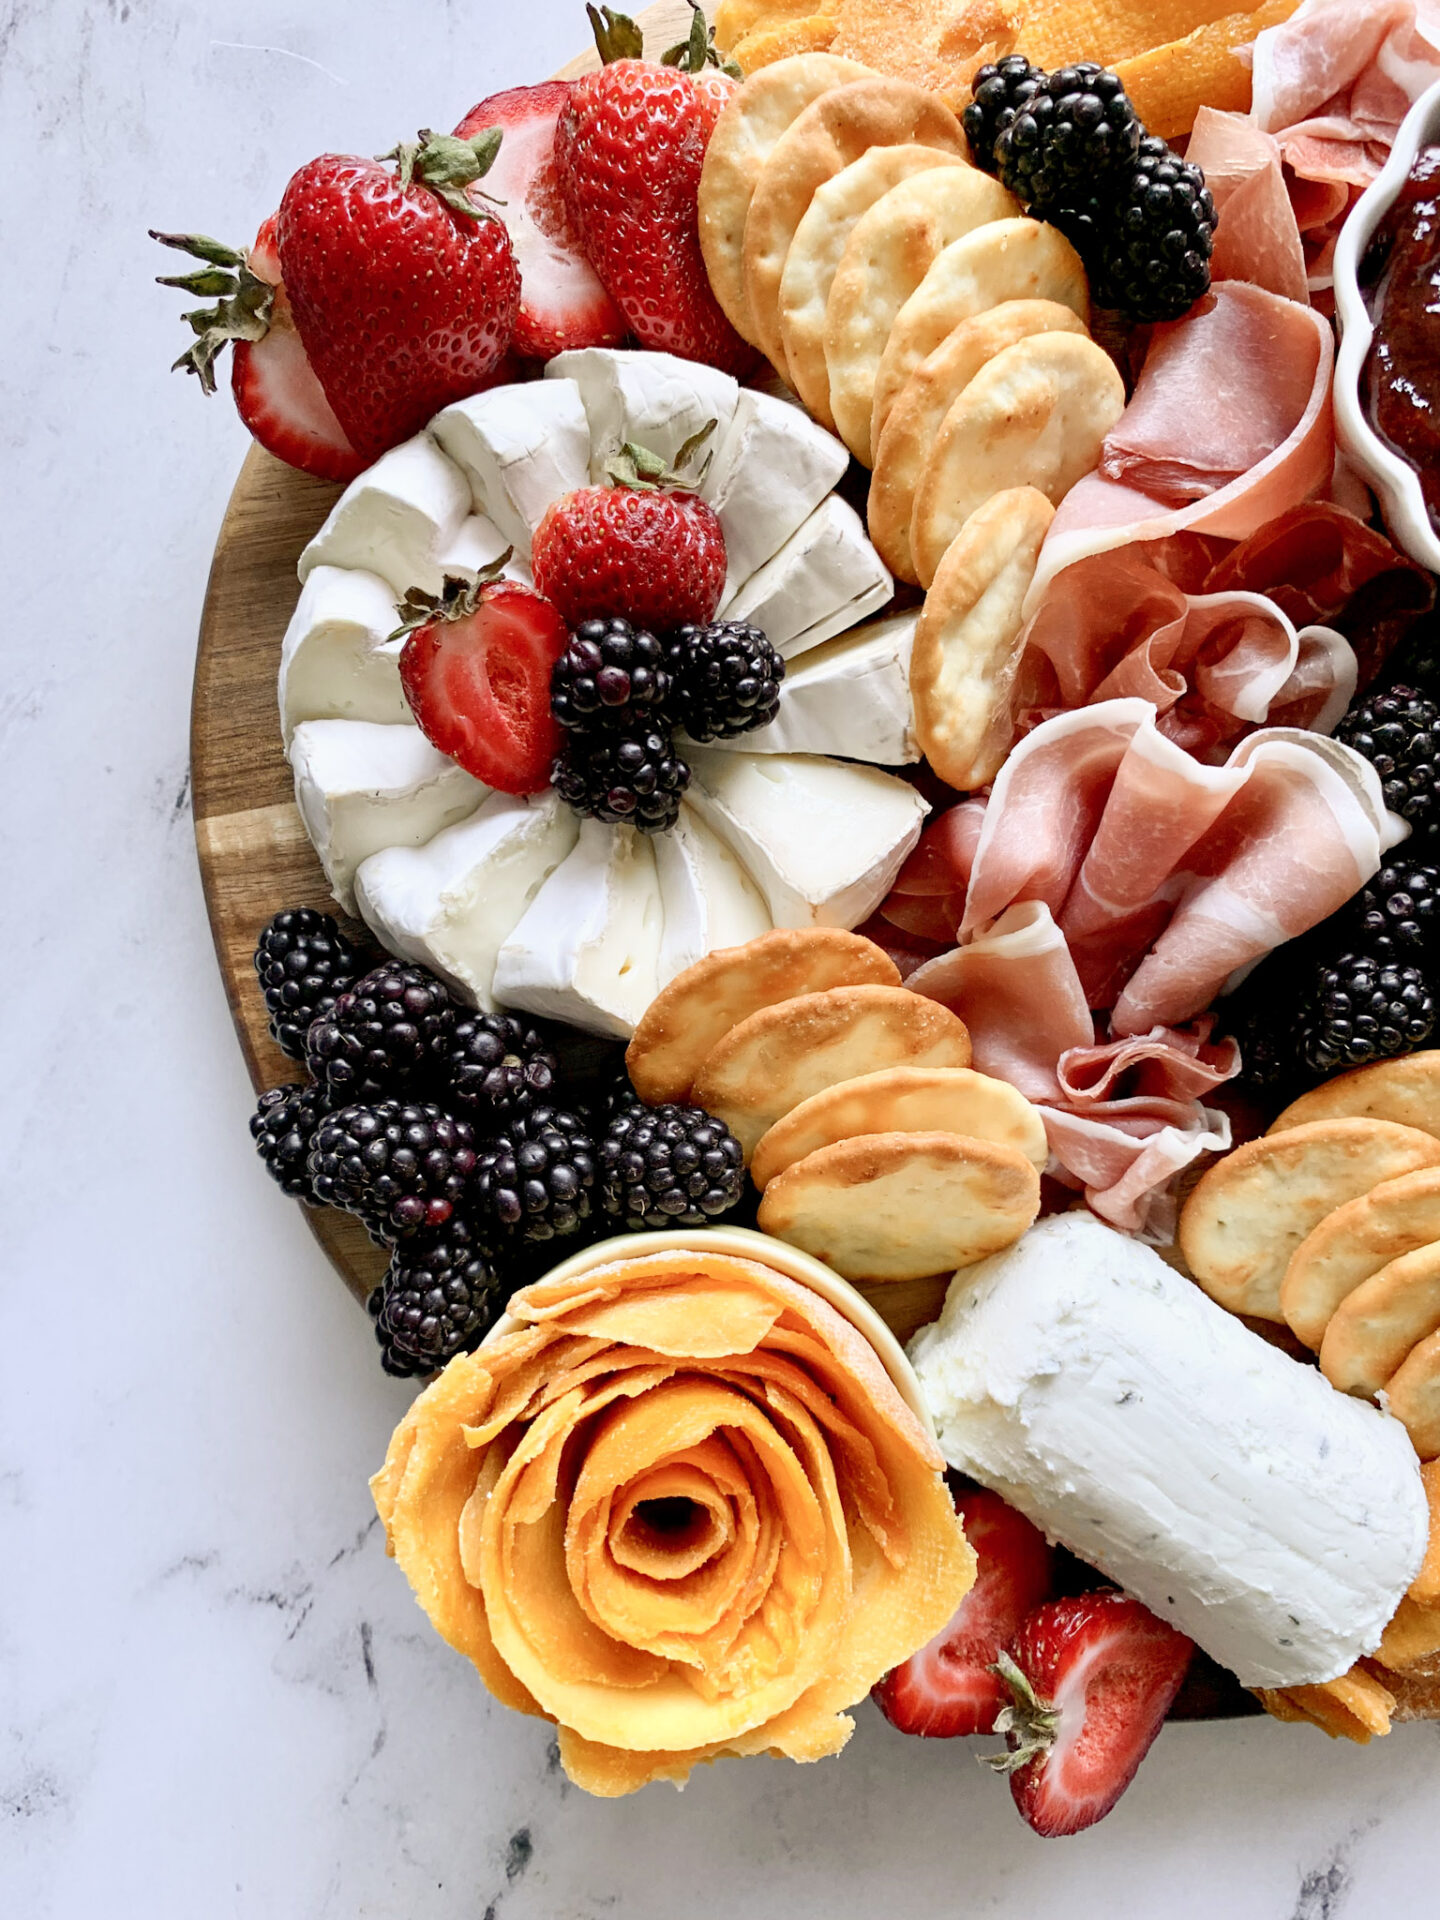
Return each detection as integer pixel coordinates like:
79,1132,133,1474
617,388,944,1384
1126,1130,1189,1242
249,1081,331,1199
367,1217,504,1378
1387,612,1440,699
995,63,1141,215
600,1103,746,1229
1335,685,1440,848
308,1100,477,1240
666,621,785,743
254,907,366,1060
551,720,690,833
1219,979,1304,1096
474,1105,599,1245
1352,864,1440,961
550,616,671,732
1090,135,1216,323
1298,951,1435,1076
962,56,1046,174
306,961,457,1101
443,1012,557,1126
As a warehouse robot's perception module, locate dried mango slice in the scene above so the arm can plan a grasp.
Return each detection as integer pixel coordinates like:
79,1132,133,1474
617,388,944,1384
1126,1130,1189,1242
715,0,829,54
1374,1596,1440,1673
831,0,1022,103
733,16,840,72
1114,0,1300,141
1255,1665,1397,1743
1408,1458,1440,1607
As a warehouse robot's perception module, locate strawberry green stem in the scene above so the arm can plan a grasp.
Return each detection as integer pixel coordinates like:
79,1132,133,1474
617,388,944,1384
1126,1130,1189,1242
389,559,515,638
662,0,742,77
378,129,506,219
149,230,274,393
981,1652,1062,1774
586,4,644,62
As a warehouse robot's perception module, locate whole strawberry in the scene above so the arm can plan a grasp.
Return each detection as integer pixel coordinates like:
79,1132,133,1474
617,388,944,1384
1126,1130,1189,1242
277,130,521,462
554,4,754,376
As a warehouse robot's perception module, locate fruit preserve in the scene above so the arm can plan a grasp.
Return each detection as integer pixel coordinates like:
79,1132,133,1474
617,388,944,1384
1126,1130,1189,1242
1361,145,1440,529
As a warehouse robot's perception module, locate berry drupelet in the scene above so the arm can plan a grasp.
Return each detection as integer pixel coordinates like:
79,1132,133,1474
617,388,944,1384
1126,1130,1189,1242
1335,685,1440,850
994,63,1141,216
962,56,1046,172
599,1102,747,1229
1087,135,1216,324
254,907,366,1060
306,960,457,1101
666,621,785,742
1299,951,1436,1076
551,719,690,833
250,1081,331,1198
368,1216,504,1377
443,1012,558,1126
1351,863,1440,961
550,617,671,732
308,1100,477,1240
474,1105,599,1244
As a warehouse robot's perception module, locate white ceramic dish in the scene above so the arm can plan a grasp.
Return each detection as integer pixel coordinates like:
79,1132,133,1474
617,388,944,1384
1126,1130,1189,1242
481,1224,934,1428
1333,75,1440,573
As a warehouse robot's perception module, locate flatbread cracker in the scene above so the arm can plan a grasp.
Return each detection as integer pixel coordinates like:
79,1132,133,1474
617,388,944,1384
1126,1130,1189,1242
625,927,899,1106
823,167,1018,464
779,144,965,429
869,299,1085,581
757,1130,1040,1280
743,78,967,380
1271,1053,1440,1141
699,53,873,348
1178,1119,1440,1321
1320,1242,1440,1398
750,1063,1048,1188
910,486,1053,792
869,217,1090,459
1384,1329,1440,1458
1281,1167,1440,1351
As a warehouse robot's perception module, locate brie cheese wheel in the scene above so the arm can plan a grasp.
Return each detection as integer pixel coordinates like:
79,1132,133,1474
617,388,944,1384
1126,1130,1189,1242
700,611,919,763
704,389,849,606
548,347,740,483
493,820,666,1039
297,435,471,596
278,566,407,745
354,790,578,1008
289,720,489,915
652,802,771,987
429,380,590,559
724,496,893,658
434,512,533,585
910,1212,1430,1689
685,747,927,929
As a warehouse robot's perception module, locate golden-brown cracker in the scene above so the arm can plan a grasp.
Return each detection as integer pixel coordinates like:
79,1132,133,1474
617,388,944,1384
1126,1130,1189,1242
698,53,874,348
625,926,900,1107
824,168,1019,463
1373,1596,1440,1673
1320,1242,1440,1398
870,217,1090,457
715,0,829,55
869,299,1084,581
1255,1667,1396,1743
779,145,965,429
1271,1053,1440,1141
743,78,967,381
1384,1329,1440,1459
1281,1168,1440,1352
757,1129,1040,1280
831,0,1023,104
1410,1458,1440,1605
731,15,841,73
910,486,1053,792
693,984,973,1158
1178,1120,1440,1322
750,1062,1047,1189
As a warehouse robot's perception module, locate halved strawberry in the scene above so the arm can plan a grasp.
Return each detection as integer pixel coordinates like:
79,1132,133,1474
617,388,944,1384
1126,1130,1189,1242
397,573,568,793
453,83,627,360
990,1591,1193,1838
872,1488,1054,1738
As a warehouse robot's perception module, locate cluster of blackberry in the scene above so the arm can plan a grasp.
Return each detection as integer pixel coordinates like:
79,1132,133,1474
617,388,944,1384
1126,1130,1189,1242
963,58,1216,323
247,907,747,1377
549,615,784,833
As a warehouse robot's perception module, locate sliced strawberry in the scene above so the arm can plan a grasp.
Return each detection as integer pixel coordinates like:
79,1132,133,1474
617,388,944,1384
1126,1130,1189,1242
454,83,627,360
398,576,568,793
873,1489,1054,1738
992,1591,1193,1838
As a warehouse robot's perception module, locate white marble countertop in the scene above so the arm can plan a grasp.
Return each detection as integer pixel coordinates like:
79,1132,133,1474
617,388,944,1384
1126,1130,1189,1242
6,3,1440,1913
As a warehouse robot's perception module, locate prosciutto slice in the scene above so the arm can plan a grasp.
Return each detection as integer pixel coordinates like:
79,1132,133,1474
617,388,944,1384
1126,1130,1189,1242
1184,109,1310,305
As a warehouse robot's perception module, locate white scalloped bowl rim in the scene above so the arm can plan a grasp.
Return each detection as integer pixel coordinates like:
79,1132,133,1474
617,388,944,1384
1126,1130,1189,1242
1333,74,1440,573
480,1223,934,1429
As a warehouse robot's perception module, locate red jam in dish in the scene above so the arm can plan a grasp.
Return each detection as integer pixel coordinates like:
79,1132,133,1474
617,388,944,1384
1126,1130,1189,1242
1361,145,1440,530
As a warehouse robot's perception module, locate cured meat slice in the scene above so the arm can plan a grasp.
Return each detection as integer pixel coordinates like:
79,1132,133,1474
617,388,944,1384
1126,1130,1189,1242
1040,1099,1234,1240
1183,108,1309,304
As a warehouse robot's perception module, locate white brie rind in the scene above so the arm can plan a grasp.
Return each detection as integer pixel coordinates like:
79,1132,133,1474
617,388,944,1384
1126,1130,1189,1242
297,435,471,597
435,513,534,586
697,611,919,764
547,347,740,484
493,820,666,1040
429,380,590,560
353,790,578,1008
703,389,850,607
724,496,894,658
652,802,772,987
289,720,488,915
910,1212,1430,1690
685,746,927,929
278,566,407,746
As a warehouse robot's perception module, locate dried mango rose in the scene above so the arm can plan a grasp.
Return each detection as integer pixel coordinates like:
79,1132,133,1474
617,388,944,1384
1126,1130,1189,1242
371,1245,975,1795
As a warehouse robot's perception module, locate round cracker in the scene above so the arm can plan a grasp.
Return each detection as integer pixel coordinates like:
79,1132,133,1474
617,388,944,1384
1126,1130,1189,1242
778,144,965,429
823,167,1019,464
625,927,899,1107
1384,1330,1440,1457
910,333,1123,588
698,53,873,348
910,487,1054,792
869,300,1086,582
1320,1242,1440,1398
692,983,972,1158
1281,1167,1440,1350
757,1130,1040,1281
869,217,1090,460
743,78,967,380
1178,1119,1440,1321
750,1063,1048,1189
1270,1052,1440,1141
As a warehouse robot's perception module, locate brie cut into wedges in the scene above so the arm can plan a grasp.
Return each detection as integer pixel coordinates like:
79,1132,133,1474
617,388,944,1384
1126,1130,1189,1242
430,379,591,559
278,565,407,745
298,435,471,596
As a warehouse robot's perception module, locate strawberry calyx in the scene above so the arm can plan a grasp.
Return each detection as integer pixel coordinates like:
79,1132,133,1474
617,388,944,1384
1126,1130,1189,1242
150,230,274,394
603,421,716,492
389,558,516,640
661,0,743,78
378,128,507,221
982,1652,1062,1773
585,4,646,63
